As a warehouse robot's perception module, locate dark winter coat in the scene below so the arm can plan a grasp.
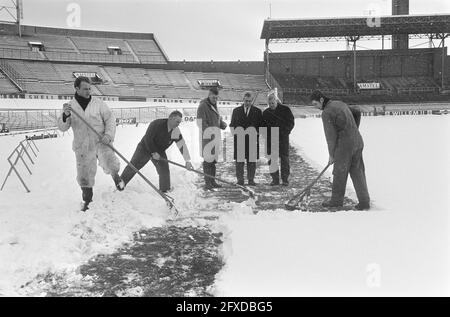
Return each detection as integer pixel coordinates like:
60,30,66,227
262,103,295,156
196,97,227,160
321,100,364,161
229,105,263,161
138,118,183,155
348,105,362,128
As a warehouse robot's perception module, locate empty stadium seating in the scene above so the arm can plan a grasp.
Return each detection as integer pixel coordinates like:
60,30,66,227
0,24,168,64
127,39,166,64
0,59,269,102
70,37,130,55
0,72,19,94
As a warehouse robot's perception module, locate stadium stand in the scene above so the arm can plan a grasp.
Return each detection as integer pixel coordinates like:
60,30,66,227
261,14,450,105
1,16,448,111
0,72,19,94
0,24,169,64
70,37,130,55
0,57,269,103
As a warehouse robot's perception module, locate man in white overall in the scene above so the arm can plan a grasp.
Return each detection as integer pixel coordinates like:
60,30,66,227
57,77,124,211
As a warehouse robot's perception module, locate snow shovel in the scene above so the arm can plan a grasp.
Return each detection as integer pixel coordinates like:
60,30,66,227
160,158,257,200
69,108,181,216
285,162,332,211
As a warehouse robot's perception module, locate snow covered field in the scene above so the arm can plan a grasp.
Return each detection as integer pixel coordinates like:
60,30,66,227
215,115,450,296
0,121,209,296
1,114,449,296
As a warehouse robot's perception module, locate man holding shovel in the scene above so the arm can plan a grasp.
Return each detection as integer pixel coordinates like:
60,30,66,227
310,90,370,210
120,111,193,193
57,76,124,211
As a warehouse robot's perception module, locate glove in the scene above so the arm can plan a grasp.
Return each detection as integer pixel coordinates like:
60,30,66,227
63,103,72,116
101,135,112,145
185,161,193,170
328,155,334,165
152,152,161,160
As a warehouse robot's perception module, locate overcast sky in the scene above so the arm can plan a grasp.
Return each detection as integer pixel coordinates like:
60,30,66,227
13,0,450,61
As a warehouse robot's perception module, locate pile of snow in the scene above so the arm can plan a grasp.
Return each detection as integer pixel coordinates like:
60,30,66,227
214,115,450,296
0,121,212,296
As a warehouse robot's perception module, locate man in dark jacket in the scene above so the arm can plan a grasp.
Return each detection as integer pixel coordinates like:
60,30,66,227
310,90,370,210
197,87,227,190
120,111,193,193
262,91,295,186
230,91,263,186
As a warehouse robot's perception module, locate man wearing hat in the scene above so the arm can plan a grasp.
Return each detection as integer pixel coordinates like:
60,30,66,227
197,87,227,190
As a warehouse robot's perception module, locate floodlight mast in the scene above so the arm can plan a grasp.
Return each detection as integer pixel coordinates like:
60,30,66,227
0,0,22,36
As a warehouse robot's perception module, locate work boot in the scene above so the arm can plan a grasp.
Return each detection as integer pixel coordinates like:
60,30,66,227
247,180,257,186
203,182,214,191
161,187,174,194
80,201,90,212
281,180,289,187
112,173,125,191
210,181,221,188
237,179,245,186
355,202,370,210
270,171,280,186
321,200,343,208
81,187,93,212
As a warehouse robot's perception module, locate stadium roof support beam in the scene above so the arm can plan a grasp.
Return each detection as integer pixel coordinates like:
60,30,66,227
267,33,441,44
346,36,360,92
261,14,450,92
435,33,449,90
261,14,450,40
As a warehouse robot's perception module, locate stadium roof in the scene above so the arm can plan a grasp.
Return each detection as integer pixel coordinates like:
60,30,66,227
261,14,450,40
0,23,156,40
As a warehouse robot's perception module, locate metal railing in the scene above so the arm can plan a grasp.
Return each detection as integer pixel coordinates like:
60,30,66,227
0,105,238,132
0,109,59,131
0,58,26,91
1,127,60,192
0,48,167,65
0,48,44,61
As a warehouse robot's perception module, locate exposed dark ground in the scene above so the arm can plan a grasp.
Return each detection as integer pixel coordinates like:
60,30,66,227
23,132,355,296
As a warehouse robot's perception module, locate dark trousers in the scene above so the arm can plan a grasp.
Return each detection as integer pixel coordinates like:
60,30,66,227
202,160,217,185
268,153,290,183
121,145,171,192
236,161,256,183
331,148,370,204
81,187,93,203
